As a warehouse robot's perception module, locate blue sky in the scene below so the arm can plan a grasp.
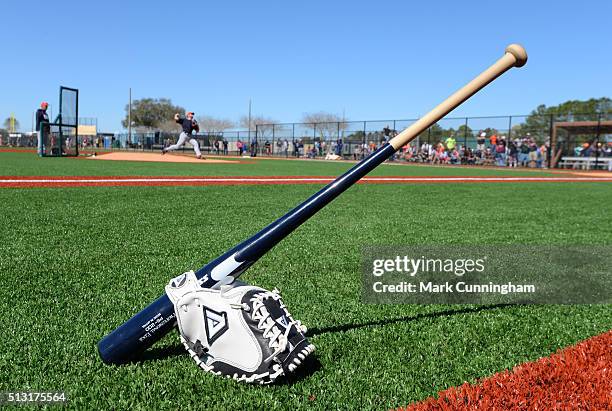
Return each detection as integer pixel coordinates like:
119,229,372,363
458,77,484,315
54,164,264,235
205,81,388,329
1,1,611,132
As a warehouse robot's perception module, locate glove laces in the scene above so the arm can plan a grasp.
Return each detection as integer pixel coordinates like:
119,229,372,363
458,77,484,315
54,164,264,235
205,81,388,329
249,293,293,363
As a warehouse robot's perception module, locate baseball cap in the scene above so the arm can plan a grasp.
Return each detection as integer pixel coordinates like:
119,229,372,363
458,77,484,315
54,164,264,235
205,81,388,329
480,132,486,137
41,101,48,108
187,111,195,116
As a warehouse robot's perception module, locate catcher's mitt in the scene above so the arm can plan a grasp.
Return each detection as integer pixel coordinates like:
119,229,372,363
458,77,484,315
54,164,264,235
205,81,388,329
165,271,314,384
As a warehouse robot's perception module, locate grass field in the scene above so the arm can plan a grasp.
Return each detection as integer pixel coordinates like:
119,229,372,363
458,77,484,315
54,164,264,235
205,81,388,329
0,151,610,409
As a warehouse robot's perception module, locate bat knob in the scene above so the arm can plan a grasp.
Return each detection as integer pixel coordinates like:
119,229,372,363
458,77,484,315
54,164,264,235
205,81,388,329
505,44,528,67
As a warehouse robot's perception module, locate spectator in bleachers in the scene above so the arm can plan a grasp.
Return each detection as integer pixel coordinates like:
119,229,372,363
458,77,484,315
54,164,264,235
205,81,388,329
495,137,506,166
382,125,393,145
237,139,244,156
445,134,457,152
579,142,590,157
401,143,411,161
519,139,530,167
335,137,343,156
477,131,486,152
507,139,518,168
527,139,538,168
489,133,498,148
573,144,583,156
420,142,432,158
483,148,495,166
264,140,271,155
281,139,288,158
353,144,361,160
307,146,317,159
450,148,460,164
536,144,545,168
464,147,475,165
432,143,446,164
292,140,299,157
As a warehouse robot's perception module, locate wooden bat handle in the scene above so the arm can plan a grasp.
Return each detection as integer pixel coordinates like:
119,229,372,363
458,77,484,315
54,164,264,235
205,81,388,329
389,44,527,150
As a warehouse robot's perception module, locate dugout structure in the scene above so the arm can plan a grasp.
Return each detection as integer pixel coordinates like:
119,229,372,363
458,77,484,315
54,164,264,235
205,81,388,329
40,86,79,157
550,119,612,167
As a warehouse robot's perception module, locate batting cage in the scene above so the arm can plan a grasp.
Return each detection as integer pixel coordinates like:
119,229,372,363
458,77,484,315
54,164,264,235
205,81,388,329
41,86,79,157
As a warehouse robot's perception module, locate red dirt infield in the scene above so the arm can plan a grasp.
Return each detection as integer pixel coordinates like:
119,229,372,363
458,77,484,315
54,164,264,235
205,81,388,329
1,175,612,188
89,152,240,163
398,330,612,410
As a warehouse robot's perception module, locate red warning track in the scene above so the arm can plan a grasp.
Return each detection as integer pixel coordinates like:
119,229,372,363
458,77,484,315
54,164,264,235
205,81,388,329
399,330,612,410
1,175,611,188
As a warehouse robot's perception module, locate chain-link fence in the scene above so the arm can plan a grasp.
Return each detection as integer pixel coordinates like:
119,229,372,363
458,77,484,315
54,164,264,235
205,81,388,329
0,117,97,149
253,112,611,168
2,113,610,169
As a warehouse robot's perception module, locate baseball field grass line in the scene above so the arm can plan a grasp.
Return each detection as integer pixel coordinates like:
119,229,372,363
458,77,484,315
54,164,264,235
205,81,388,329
1,180,610,410
1,175,611,188
399,330,612,410
0,151,559,177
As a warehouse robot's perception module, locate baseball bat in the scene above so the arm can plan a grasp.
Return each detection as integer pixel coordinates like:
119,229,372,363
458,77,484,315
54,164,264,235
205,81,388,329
98,44,527,364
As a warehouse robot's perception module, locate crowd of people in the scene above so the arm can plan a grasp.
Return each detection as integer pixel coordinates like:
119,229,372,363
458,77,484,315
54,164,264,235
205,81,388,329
207,129,612,170
243,130,552,169
234,138,341,158
398,132,551,168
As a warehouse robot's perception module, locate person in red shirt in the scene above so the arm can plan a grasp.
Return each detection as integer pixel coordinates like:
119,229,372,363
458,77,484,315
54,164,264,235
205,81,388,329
489,134,498,147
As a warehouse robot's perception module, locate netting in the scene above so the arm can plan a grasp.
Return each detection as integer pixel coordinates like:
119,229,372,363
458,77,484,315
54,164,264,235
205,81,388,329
41,124,61,156
62,124,78,156
39,124,77,156
60,87,78,126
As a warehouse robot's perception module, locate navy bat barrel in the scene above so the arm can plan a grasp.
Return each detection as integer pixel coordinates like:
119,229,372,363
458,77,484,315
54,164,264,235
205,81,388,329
97,294,176,364
97,143,396,364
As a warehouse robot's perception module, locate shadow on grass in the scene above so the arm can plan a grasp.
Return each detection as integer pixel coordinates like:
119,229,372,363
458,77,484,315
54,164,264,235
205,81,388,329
307,303,514,337
127,344,185,364
125,304,511,384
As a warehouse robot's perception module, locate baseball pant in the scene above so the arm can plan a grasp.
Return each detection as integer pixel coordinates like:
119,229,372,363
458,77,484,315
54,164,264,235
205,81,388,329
165,132,201,156
37,130,43,156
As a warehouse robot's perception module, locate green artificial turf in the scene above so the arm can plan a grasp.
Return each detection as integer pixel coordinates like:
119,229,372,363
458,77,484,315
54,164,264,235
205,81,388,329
0,150,556,177
0,152,610,410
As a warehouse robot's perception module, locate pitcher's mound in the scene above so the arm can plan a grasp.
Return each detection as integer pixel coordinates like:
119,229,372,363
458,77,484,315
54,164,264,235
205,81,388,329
89,152,234,163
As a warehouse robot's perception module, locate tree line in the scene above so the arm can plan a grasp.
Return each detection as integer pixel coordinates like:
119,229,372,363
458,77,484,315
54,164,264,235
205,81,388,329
122,99,350,137
122,97,610,141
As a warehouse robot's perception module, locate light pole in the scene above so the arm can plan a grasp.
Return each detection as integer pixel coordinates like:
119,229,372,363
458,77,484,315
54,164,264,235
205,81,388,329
248,99,252,142
128,88,132,146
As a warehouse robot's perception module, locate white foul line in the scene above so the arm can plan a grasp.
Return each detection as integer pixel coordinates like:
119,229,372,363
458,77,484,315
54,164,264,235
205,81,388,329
1,176,611,185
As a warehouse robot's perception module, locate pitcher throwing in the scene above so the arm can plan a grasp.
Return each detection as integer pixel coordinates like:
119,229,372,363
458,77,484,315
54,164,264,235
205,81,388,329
163,111,203,159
